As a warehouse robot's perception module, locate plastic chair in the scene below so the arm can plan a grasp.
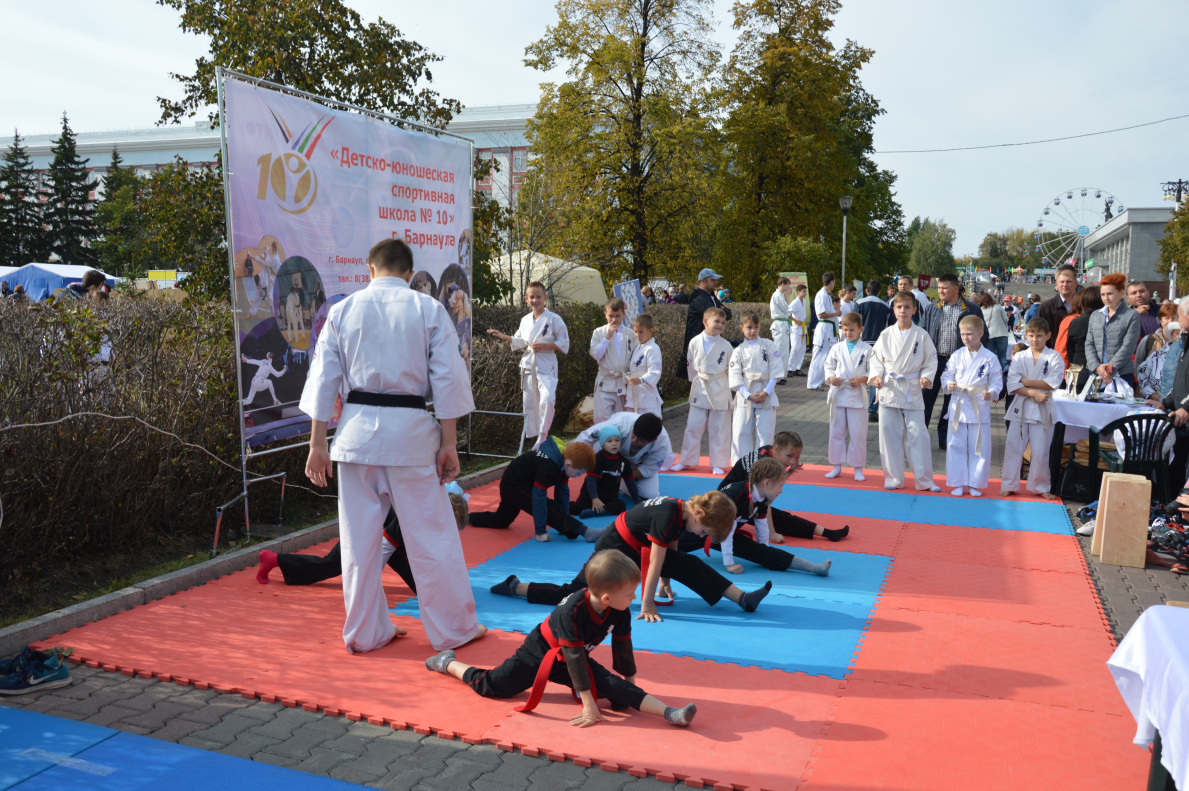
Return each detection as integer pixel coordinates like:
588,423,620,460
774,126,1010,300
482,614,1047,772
1088,413,1176,504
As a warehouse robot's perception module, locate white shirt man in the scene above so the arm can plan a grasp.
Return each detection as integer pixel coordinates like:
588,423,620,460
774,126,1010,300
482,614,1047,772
576,412,673,499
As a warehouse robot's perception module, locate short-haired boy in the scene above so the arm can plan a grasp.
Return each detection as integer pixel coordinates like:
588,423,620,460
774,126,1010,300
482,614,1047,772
571,425,642,517
469,436,603,542
941,314,1003,496
675,306,733,474
789,284,809,376
426,550,698,727
729,310,783,462
627,314,663,417
869,291,941,492
590,297,635,423
824,312,871,481
1000,318,1064,499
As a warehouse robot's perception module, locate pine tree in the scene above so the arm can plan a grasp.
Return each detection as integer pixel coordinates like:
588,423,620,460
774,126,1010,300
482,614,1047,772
0,130,47,266
43,113,97,267
94,147,143,276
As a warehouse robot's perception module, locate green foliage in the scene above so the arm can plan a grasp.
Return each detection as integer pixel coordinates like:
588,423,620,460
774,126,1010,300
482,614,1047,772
42,114,97,268
906,216,957,276
1158,200,1189,292
974,227,1041,274
93,149,144,277
470,154,513,306
156,0,459,128
136,158,227,299
762,236,833,287
0,130,48,266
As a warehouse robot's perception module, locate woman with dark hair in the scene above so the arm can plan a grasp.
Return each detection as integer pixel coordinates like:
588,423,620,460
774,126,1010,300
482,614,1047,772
1065,285,1102,389
979,292,1011,367
1086,273,1142,389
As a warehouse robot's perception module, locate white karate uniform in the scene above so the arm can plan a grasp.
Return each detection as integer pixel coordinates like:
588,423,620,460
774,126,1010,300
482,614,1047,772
789,296,808,373
589,324,634,423
626,339,663,417
285,291,304,341
769,289,793,376
243,356,286,405
869,324,938,490
729,338,782,462
576,412,673,499
299,276,480,654
807,287,838,389
510,309,570,446
940,345,1003,489
824,340,872,469
1000,346,1065,493
250,250,278,316
840,299,857,316
681,332,733,469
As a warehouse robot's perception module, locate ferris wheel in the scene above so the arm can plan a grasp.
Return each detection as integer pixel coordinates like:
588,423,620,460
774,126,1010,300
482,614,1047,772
1034,188,1122,272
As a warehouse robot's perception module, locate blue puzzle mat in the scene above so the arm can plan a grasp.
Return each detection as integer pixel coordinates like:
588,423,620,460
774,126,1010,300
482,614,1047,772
655,474,1074,534
0,708,359,791
396,537,890,678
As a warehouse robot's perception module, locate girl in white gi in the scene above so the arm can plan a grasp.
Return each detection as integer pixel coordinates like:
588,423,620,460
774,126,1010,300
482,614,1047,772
769,277,794,384
241,352,287,406
675,306,733,474
789,283,808,376
301,238,485,655
626,314,663,417
575,412,672,500
808,272,841,389
1000,317,1065,499
729,310,783,463
824,312,871,481
589,297,634,423
487,281,570,449
941,314,1003,496
869,291,941,492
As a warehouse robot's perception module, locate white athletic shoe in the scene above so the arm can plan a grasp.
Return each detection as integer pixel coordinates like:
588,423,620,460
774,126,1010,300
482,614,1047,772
824,466,841,479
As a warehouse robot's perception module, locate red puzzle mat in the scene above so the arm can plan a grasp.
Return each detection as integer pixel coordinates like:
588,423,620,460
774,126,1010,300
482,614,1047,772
35,470,1145,790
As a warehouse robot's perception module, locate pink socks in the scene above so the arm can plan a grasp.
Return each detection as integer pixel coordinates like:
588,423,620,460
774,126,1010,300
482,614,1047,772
257,550,278,584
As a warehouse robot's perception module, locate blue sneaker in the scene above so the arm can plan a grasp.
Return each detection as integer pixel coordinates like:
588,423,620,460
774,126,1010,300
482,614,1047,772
0,647,52,676
0,654,71,695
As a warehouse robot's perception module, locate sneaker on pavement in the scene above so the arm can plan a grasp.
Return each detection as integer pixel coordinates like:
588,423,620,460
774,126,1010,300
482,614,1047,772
0,647,52,677
0,654,71,695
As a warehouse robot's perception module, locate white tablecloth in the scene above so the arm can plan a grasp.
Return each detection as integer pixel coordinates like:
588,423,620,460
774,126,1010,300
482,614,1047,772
1107,605,1189,791
1049,397,1159,443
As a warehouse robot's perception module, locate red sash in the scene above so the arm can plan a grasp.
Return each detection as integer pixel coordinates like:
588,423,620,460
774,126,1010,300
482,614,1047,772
614,514,674,605
515,618,596,713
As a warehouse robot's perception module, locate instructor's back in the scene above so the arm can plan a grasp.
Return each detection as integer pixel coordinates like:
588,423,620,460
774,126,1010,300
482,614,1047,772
300,238,483,654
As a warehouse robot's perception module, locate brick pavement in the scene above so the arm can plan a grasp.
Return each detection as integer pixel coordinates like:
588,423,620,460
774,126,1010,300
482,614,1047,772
4,359,1188,789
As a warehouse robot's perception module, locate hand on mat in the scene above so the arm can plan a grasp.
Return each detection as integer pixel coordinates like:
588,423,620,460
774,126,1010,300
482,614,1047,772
658,580,675,603
591,497,605,514
571,702,604,728
770,533,785,544
637,601,663,622
437,446,460,484
306,445,333,487
725,563,744,574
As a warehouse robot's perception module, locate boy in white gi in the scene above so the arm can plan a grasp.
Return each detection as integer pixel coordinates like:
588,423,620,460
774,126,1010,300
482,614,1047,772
1000,317,1064,499
807,272,841,389
824,312,871,481
769,277,794,384
675,306,733,474
589,297,634,423
576,412,672,500
301,238,485,655
626,314,663,417
941,314,1003,497
789,283,808,376
487,281,570,448
869,291,942,492
730,310,783,463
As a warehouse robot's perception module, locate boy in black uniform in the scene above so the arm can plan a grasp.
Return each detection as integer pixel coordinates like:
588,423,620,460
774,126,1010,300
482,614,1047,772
570,424,642,517
491,492,774,622
723,431,850,543
681,458,831,575
257,491,468,589
469,436,602,542
426,550,697,727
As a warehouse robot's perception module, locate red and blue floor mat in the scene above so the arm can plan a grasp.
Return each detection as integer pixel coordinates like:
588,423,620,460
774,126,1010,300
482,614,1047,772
12,466,1145,790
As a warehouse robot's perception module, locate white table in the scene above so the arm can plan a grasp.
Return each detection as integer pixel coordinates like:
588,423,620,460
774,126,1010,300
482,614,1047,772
1049,397,1158,443
1108,605,1189,791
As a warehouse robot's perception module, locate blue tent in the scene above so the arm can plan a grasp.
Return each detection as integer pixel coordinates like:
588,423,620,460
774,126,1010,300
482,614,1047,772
6,263,120,301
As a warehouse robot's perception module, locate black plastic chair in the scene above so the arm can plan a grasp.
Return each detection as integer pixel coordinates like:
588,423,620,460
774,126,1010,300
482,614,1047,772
1088,413,1176,504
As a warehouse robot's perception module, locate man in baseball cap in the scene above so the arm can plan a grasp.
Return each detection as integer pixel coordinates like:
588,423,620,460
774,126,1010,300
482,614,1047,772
677,268,734,380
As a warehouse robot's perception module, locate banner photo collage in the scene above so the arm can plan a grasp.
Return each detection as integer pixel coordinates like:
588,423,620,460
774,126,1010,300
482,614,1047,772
223,77,473,447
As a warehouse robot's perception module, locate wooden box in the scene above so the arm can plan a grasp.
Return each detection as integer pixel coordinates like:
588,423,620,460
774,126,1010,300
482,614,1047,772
1094,472,1150,568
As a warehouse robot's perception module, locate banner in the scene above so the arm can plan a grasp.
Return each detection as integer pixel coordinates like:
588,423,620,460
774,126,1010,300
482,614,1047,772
916,274,932,293
222,76,473,447
612,279,644,323
780,271,808,290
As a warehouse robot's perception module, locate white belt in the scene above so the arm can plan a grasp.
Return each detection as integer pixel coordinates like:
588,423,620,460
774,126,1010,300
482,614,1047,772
697,370,729,411
951,383,988,456
885,372,915,403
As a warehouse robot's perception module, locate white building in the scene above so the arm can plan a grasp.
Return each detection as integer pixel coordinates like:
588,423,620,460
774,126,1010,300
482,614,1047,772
1084,206,1174,295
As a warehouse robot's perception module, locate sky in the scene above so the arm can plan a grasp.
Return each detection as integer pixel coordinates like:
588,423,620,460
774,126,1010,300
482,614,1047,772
2,0,1186,255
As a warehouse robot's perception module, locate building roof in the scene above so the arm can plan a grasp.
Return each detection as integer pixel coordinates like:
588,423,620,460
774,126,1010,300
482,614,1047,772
1085,207,1174,249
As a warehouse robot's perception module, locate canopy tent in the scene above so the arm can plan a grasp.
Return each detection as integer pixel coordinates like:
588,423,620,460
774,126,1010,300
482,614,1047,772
493,251,607,305
5,263,121,301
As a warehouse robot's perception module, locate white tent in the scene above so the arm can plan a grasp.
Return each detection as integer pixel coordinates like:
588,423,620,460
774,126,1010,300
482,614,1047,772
5,263,122,300
493,251,607,305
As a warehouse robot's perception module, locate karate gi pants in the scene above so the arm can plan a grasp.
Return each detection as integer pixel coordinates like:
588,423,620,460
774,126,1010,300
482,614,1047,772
878,406,934,490
1000,420,1053,493
946,421,991,490
828,405,868,469
522,371,558,444
772,326,792,375
592,389,626,425
677,529,794,572
625,474,660,500
732,404,776,464
468,478,587,537
463,630,647,711
277,539,415,592
807,340,835,389
336,462,480,654
789,328,807,374
680,406,731,469
770,508,818,539
571,490,628,517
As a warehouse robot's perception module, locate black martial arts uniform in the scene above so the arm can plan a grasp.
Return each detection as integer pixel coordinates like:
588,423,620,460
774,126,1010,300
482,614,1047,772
570,449,642,516
721,446,818,540
526,498,734,607
276,509,416,590
679,480,792,571
469,437,587,537
463,588,647,712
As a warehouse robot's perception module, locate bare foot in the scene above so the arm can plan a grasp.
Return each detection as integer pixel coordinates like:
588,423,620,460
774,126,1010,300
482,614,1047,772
457,625,488,647
999,490,1014,497
770,533,785,544
1040,492,1057,500
535,533,551,542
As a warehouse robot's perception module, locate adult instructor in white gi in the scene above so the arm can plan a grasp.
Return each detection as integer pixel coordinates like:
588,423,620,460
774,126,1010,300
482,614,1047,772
301,238,485,655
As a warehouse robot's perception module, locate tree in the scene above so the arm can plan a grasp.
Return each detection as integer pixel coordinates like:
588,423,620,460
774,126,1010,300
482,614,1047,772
93,148,144,277
762,236,833,287
137,158,227,298
907,217,956,276
1158,200,1189,294
470,155,513,306
0,130,48,266
525,0,721,283
157,0,459,128
42,113,98,267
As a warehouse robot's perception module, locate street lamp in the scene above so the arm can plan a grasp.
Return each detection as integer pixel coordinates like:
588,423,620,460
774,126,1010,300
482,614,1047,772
839,196,853,288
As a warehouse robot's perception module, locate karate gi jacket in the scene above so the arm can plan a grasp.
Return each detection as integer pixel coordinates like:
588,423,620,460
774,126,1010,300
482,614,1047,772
511,309,569,378
576,412,673,481
729,338,782,409
769,290,792,333
687,332,734,412
869,324,938,411
627,339,663,412
940,346,1003,425
825,340,873,409
300,277,474,467
1006,347,1065,426
590,325,634,396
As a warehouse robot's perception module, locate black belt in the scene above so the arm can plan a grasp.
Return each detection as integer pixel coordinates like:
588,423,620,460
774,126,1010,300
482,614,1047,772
346,391,427,409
